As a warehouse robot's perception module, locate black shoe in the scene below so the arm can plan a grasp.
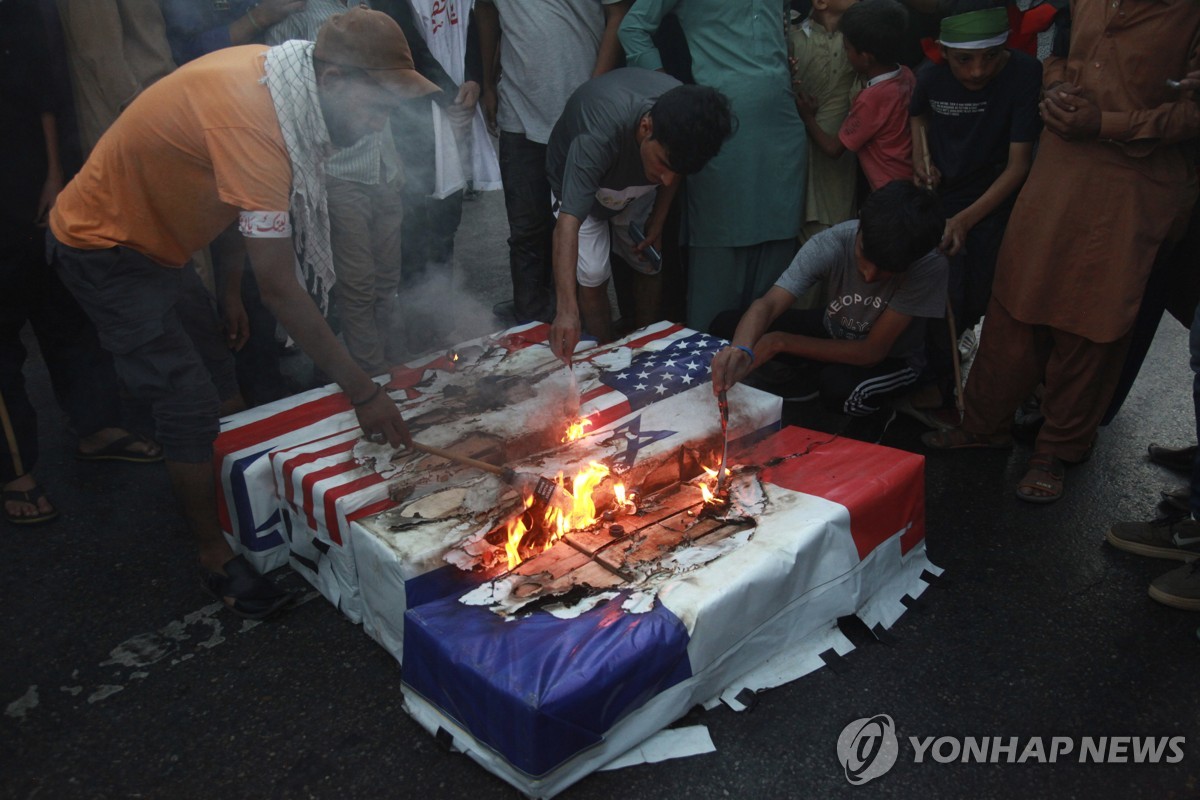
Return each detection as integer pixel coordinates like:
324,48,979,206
1161,487,1191,514
841,409,897,444
1148,443,1197,474
201,555,297,620
492,300,518,327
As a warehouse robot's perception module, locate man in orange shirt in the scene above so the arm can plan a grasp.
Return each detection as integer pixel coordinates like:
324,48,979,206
48,8,436,619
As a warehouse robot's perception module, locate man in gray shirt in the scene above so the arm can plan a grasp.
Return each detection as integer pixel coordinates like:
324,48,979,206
546,68,733,360
710,182,947,443
477,0,630,325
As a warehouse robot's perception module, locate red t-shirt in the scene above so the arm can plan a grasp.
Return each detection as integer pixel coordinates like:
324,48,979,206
839,66,915,190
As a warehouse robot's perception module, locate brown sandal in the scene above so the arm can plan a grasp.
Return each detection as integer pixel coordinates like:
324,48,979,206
1016,452,1065,504
921,428,1013,450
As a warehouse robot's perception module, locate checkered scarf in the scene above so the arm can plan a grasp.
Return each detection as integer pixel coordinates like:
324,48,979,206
262,40,335,315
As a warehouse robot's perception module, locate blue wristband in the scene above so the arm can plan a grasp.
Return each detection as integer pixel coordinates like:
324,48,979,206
731,344,755,363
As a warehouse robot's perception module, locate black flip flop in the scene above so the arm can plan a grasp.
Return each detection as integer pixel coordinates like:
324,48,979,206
75,433,164,464
3,485,59,525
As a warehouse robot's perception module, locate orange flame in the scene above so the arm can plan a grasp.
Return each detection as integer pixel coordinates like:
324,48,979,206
695,463,730,505
561,417,593,444
504,495,535,569
614,483,637,514
504,461,610,570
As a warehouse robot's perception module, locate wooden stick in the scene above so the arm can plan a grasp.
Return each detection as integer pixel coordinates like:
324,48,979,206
945,296,966,417
918,124,934,189
0,390,24,477
409,440,506,477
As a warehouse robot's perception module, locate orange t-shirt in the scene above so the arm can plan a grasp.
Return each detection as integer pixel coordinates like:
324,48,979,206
50,45,292,267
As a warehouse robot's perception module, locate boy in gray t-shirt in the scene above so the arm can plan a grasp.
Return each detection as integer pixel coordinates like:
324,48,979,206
710,182,947,443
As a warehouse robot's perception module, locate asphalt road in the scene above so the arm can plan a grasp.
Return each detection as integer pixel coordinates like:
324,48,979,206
3,190,1198,799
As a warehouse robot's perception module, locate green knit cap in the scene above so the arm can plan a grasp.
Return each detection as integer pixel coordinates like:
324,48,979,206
939,8,1009,49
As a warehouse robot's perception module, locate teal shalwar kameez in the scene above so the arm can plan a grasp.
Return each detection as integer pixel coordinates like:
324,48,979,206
620,0,807,331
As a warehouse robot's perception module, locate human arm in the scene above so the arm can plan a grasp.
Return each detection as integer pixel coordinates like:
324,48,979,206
594,1,632,77
446,81,480,129
713,301,914,393
444,5,481,128
238,0,307,45
940,141,1033,256
245,236,411,446
261,1,319,47
476,1,500,136
710,286,795,394
550,214,585,363
768,306,912,367
162,0,304,63
1041,52,1068,93
796,90,848,159
636,182,678,260
209,224,250,352
618,0,678,71
35,113,63,226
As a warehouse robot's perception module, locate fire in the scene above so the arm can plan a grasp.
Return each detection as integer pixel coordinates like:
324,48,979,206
696,463,731,505
503,461,610,570
504,495,535,569
614,483,637,514
561,417,593,443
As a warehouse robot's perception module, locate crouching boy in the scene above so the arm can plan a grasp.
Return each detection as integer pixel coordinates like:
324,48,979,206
710,181,946,443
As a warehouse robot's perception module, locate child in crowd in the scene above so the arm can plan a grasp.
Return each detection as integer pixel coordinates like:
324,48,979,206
903,5,1041,421
709,181,947,444
789,0,860,243
794,0,913,192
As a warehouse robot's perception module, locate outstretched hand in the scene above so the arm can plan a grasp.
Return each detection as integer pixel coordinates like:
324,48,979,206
550,310,581,364
355,388,412,448
711,345,755,395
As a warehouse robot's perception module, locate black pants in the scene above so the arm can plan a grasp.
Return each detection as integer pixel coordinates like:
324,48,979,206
49,235,224,464
0,228,122,482
711,308,919,417
498,131,555,324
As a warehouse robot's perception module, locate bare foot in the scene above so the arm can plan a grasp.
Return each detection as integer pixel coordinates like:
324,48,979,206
4,474,56,521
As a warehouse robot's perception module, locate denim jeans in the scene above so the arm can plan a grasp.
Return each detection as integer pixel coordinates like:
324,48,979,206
498,132,555,323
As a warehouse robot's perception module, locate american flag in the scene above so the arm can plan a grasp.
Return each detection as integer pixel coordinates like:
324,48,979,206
595,330,726,413
214,322,729,567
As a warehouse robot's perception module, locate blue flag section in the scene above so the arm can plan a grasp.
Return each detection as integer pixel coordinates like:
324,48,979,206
598,332,726,412
403,594,693,778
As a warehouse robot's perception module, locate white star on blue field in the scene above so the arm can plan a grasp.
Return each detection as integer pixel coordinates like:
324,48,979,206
600,332,725,411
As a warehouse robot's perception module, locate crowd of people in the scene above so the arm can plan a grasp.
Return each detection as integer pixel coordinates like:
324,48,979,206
4,0,1200,619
